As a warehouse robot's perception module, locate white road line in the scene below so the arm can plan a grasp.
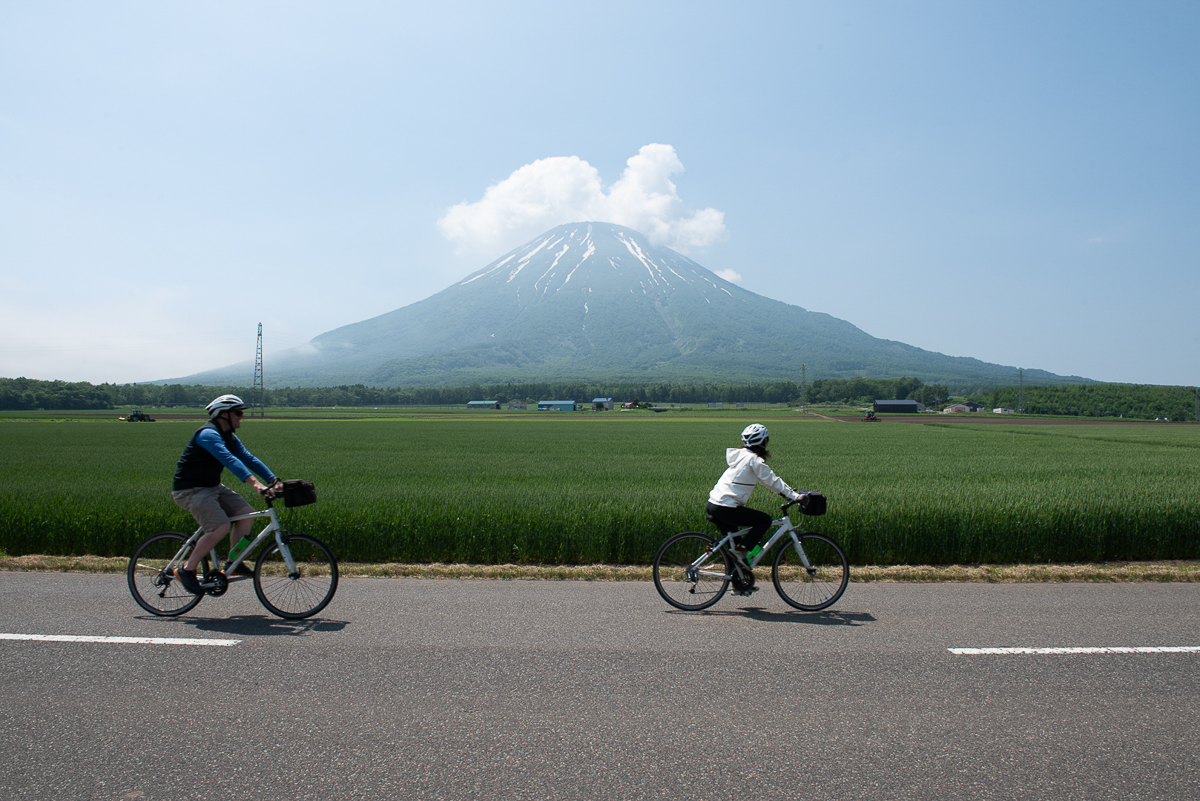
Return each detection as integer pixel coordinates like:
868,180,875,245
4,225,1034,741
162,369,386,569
0,633,240,647
950,646,1200,655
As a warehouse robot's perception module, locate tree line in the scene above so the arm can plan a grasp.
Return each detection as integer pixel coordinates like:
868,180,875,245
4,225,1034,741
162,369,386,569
4,375,933,410
3,375,1196,420
969,384,1199,421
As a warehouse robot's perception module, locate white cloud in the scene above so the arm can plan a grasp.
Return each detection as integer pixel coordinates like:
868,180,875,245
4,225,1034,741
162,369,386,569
715,268,743,284
438,143,726,256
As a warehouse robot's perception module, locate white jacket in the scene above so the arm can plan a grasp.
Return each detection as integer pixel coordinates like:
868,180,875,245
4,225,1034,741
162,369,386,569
708,448,803,508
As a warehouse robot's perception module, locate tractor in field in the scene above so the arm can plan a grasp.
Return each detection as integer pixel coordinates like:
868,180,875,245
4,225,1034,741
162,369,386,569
862,410,880,422
119,409,156,422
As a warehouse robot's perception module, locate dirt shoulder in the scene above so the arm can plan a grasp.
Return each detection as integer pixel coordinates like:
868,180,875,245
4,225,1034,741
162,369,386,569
4,555,1199,582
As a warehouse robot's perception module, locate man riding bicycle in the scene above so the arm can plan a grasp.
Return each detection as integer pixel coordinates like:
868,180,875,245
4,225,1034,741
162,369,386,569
170,394,281,594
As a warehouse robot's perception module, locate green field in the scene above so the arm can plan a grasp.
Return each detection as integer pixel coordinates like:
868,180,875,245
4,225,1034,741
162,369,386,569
1,415,1197,565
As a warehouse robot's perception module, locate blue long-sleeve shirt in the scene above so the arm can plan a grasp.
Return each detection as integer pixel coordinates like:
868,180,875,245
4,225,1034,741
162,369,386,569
194,428,274,484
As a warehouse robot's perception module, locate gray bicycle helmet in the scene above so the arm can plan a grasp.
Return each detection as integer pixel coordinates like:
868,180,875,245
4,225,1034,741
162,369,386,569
741,423,769,447
205,394,246,418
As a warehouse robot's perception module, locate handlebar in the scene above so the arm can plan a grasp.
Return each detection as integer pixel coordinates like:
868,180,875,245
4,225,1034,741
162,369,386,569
258,478,285,502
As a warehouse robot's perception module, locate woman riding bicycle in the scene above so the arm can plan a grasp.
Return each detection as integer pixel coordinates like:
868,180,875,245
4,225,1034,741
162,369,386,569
707,424,809,571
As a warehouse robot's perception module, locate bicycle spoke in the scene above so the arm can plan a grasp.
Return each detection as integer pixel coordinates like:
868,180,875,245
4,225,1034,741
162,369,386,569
653,532,730,610
253,534,338,619
772,533,848,611
127,533,207,617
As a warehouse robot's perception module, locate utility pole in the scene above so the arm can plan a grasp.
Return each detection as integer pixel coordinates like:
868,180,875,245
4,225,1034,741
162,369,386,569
1018,368,1024,414
1195,386,1198,423
799,364,807,408
253,323,264,418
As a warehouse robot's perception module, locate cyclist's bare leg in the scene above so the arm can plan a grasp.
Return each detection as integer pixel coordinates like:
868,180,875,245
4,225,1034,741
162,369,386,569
185,523,230,571
230,516,254,551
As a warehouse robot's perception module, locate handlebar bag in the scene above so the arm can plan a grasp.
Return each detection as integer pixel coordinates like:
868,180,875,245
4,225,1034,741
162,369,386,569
282,479,317,507
799,492,827,516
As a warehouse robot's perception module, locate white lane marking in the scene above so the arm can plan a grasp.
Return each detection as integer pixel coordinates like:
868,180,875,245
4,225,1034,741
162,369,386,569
0,633,240,647
950,646,1200,655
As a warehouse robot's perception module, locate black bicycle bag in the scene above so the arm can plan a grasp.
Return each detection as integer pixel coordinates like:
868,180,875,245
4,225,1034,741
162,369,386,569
281,479,317,507
799,492,827,516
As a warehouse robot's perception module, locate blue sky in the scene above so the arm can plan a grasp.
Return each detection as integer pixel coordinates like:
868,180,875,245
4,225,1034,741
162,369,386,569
2,1,1197,386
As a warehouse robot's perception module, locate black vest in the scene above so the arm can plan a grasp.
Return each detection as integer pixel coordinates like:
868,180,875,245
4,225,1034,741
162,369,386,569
173,422,238,491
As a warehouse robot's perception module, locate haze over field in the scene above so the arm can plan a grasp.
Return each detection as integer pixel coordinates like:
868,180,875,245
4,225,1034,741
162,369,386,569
2,2,1197,386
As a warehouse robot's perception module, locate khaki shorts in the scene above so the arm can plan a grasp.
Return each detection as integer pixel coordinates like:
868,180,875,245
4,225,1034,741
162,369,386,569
172,485,254,534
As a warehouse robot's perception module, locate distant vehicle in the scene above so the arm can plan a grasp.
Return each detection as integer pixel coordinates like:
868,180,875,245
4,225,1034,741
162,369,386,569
1156,417,1169,421
862,410,880,422
119,409,155,422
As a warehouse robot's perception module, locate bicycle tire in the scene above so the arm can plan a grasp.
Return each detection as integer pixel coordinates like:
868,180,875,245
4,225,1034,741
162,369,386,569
771,532,849,611
127,532,208,616
253,534,339,619
653,532,730,611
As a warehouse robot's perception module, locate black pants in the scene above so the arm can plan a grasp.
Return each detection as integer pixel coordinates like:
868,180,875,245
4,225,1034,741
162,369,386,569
706,502,772,549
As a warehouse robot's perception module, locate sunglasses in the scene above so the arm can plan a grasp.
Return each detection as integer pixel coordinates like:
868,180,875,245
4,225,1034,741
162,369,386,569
232,409,245,417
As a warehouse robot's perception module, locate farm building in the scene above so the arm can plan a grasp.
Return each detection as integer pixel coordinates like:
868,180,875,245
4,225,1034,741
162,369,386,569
873,400,925,414
592,398,613,411
538,400,576,412
993,407,1015,414
508,399,526,409
467,400,500,410
943,402,983,413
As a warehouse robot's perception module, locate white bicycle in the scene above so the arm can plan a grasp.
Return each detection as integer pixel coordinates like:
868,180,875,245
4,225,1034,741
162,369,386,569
653,496,848,611
127,483,337,620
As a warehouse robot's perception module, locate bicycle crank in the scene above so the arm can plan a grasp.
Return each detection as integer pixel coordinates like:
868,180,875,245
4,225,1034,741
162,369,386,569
201,570,229,596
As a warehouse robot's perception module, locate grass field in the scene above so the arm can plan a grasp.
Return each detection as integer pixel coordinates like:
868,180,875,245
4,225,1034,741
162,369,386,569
1,414,1197,566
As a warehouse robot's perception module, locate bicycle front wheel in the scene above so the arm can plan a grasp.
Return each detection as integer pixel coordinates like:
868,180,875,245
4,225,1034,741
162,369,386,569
653,532,730,611
253,534,339,619
772,533,849,611
127,532,208,616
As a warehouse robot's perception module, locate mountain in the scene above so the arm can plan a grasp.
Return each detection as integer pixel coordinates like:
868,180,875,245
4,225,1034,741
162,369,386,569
175,222,1086,389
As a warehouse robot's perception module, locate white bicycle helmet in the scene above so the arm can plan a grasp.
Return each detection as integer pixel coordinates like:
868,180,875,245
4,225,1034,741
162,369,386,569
741,423,769,447
206,394,247,418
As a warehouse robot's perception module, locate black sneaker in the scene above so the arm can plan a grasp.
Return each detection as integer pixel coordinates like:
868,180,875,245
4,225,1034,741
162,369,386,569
225,563,254,578
173,567,203,595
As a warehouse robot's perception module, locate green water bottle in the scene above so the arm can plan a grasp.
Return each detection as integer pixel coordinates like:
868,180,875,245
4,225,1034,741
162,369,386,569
747,544,763,563
228,535,253,562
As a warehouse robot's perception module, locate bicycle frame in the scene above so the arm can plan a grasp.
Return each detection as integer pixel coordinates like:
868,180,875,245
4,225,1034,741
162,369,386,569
155,504,292,587
694,512,817,578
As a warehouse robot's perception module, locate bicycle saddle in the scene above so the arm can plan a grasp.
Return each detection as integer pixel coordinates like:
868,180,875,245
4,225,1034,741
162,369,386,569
705,514,737,535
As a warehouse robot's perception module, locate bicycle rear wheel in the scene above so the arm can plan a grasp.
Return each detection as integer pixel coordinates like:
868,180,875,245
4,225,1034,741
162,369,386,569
127,532,208,616
771,533,849,611
653,532,730,611
253,534,338,619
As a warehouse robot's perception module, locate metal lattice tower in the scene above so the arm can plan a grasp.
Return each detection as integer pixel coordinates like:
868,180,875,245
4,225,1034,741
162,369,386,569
252,323,264,418
799,364,807,408
1018,368,1024,413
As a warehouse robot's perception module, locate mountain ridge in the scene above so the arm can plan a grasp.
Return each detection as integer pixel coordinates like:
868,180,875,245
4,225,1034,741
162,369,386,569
171,222,1089,390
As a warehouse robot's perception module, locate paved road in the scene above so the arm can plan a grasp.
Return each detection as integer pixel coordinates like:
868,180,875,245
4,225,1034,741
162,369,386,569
1,573,1198,801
